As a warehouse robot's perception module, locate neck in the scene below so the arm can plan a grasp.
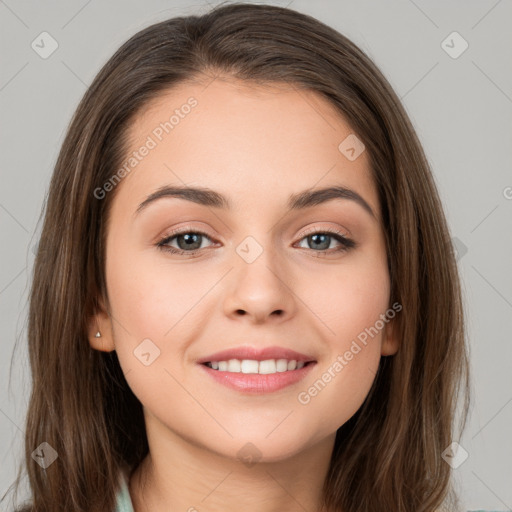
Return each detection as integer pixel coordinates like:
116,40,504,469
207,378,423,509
129,424,336,512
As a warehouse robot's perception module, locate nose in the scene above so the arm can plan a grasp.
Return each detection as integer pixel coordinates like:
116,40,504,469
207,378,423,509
222,241,298,325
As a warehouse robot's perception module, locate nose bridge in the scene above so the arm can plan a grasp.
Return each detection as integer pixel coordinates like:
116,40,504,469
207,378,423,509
223,231,297,322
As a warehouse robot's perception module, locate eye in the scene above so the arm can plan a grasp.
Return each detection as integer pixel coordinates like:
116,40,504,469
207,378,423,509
294,227,356,255
157,227,216,255
156,226,356,256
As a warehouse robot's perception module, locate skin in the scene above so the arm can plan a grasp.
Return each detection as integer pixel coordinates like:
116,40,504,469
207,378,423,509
88,76,399,512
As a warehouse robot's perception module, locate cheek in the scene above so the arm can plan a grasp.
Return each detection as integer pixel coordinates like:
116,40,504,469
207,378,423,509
295,251,389,425
311,247,390,353
104,250,203,412
104,244,219,403
106,244,210,339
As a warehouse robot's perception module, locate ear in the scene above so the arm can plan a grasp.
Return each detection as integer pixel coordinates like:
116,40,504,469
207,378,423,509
87,295,115,352
380,316,399,356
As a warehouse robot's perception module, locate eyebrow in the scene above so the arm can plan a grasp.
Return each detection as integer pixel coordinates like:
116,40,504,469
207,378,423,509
134,184,376,219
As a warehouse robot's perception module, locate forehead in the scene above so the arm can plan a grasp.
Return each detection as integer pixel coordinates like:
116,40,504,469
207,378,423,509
116,77,379,219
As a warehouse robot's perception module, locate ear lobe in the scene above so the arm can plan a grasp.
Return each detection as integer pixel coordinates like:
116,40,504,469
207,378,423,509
87,297,115,352
381,318,399,356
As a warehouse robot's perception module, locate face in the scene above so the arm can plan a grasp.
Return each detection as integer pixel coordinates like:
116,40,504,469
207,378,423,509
89,77,398,462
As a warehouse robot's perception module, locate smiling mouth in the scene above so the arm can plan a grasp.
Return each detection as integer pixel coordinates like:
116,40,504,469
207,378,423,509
202,358,315,374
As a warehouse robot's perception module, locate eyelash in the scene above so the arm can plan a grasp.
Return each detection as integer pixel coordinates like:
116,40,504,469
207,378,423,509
156,225,356,257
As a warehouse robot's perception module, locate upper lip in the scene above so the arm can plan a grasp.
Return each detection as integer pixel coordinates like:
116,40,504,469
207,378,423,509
196,345,317,364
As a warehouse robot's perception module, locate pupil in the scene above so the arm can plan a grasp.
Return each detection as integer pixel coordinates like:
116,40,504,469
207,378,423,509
179,233,201,250
310,234,329,250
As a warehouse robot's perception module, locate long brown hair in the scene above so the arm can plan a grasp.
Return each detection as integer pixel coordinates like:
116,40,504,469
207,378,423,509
4,2,470,511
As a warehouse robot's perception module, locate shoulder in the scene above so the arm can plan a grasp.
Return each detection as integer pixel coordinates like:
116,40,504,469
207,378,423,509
114,469,135,512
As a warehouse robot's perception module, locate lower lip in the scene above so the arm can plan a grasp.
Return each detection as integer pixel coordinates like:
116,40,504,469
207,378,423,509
198,362,316,394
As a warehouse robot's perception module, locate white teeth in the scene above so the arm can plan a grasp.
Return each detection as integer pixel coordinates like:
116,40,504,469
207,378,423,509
276,359,288,372
259,360,276,374
241,359,259,374
205,358,310,374
227,359,241,372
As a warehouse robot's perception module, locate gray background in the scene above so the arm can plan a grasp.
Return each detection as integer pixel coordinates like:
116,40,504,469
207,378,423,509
1,0,511,510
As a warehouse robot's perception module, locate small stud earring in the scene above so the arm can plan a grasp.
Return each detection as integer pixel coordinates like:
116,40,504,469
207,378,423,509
95,331,101,338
